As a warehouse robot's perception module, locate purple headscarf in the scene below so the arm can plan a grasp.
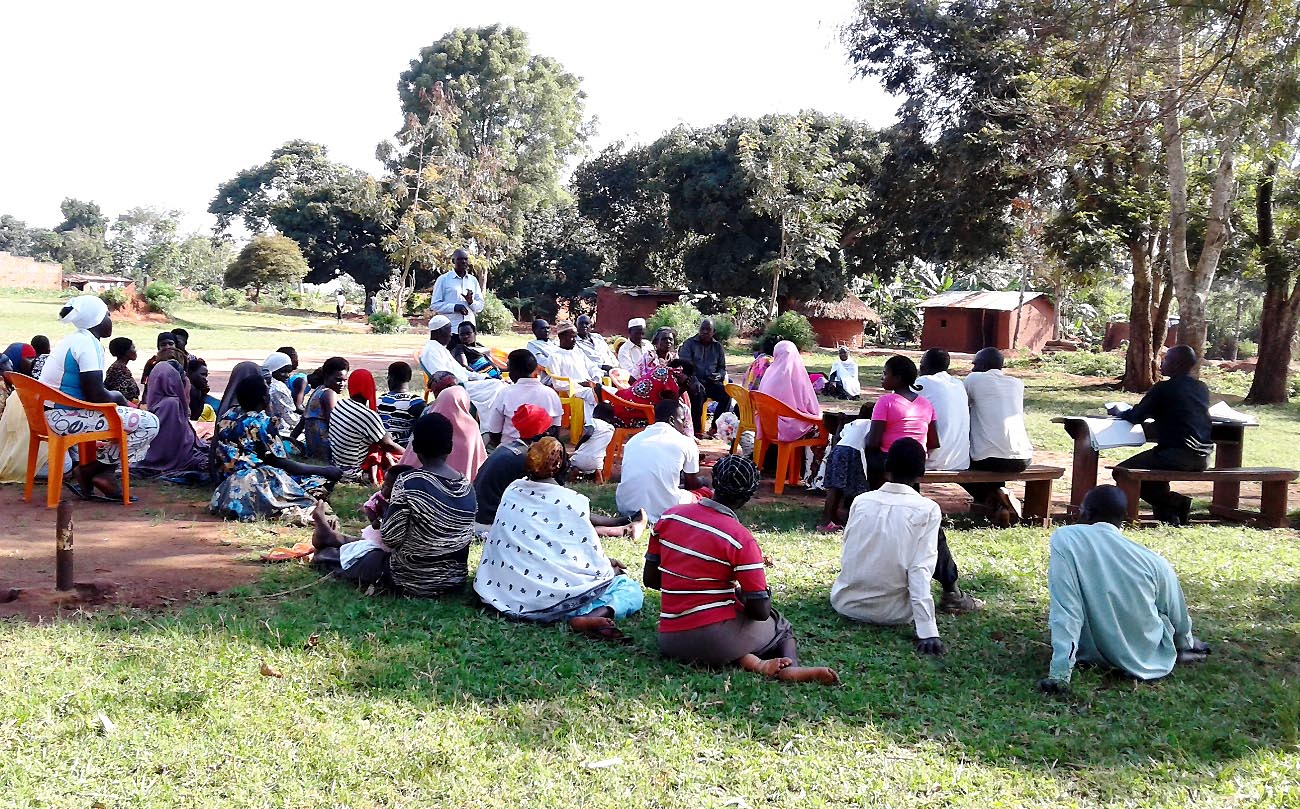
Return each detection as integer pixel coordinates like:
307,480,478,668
136,360,209,476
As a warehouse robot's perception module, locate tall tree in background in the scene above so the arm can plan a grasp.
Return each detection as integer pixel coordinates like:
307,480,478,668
493,203,610,319
224,235,309,302
53,198,111,273
109,207,184,284
397,25,589,259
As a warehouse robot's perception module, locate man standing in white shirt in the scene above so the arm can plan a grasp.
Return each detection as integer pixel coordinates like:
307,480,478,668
481,349,563,445
617,318,647,376
831,438,982,644
616,399,706,521
335,290,346,322
963,347,1033,525
543,321,605,426
430,249,485,330
418,315,503,412
575,314,617,370
916,349,970,471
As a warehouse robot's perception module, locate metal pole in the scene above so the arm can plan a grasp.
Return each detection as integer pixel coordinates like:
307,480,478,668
56,500,74,591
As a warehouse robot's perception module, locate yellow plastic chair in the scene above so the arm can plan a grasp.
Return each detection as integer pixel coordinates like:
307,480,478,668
725,383,754,455
750,390,827,495
540,366,585,445
4,371,131,508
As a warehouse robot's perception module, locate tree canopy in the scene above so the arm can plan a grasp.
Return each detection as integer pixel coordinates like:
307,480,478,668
224,234,309,302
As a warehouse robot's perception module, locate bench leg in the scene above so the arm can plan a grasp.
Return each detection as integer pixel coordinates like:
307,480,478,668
1116,475,1141,525
1260,481,1291,529
1212,438,1243,512
1022,480,1052,527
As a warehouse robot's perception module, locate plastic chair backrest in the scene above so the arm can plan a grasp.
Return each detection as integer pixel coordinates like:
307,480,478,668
4,372,122,438
725,383,753,431
750,390,819,439
606,391,656,423
540,366,575,398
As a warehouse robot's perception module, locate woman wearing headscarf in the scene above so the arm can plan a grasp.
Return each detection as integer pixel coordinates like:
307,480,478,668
134,360,209,481
429,384,487,482
210,376,341,522
38,295,160,501
3,343,35,376
475,436,643,641
646,455,838,684
140,332,187,397
261,351,300,436
756,340,823,442
329,369,405,483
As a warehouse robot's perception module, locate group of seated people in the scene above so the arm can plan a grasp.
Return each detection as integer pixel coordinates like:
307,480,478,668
0,296,1218,690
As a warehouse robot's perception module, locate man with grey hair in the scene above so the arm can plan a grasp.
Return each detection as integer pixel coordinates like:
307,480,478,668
430,248,484,330
678,318,731,438
575,314,617,370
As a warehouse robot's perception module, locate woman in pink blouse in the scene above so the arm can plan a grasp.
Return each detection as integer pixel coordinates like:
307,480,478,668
863,355,938,490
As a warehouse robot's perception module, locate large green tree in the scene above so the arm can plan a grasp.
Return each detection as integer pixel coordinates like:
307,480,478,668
224,235,309,302
493,203,609,320
53,198,111,273
397,25,589,254
109,207,184,284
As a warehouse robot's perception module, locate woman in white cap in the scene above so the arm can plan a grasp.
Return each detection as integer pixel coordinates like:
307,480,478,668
39,295,160,501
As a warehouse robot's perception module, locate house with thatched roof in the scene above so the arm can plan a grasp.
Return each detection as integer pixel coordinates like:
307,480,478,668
791,294,881,348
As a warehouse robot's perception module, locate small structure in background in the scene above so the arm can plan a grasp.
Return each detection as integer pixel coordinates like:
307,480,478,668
64,273,136,295
594,284,685,332
793,294,880,348
0,251,62,291
919,290,1054,354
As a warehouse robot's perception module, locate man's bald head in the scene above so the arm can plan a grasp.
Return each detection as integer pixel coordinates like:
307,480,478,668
1161,344,1198,378
1080,485,1128,526
972,347,1004,372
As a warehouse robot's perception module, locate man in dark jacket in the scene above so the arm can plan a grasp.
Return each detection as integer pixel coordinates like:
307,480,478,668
678,319,731,438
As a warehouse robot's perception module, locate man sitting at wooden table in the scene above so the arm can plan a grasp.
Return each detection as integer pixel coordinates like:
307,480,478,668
1109,344,1213,526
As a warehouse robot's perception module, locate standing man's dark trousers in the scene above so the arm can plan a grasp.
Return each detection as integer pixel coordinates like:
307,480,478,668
1115,445,1209,521
692,378,732,434
960,457,1029,505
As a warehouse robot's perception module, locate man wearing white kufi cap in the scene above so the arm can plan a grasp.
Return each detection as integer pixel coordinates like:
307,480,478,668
617,317,648,377
39,295,160,500
418,314,504,412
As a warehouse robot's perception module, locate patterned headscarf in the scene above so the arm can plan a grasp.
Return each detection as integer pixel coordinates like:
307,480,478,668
711,455,761,501
525,436,567,480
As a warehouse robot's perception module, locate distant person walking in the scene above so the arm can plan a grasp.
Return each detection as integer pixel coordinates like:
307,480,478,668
335,290,346,322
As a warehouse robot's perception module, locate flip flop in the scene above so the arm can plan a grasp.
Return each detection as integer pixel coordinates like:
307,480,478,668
65,480,138,503
261,542,316,563
580,624,633,644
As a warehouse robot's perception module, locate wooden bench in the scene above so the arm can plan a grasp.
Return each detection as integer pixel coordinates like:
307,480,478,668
1111,466,1298,528
922,465,1066,527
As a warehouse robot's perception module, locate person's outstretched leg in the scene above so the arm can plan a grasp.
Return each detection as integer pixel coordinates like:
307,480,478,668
738,653,838,684
310,501,347,549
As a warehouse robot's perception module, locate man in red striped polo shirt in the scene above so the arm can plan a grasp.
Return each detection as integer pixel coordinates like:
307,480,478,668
646,455,838,685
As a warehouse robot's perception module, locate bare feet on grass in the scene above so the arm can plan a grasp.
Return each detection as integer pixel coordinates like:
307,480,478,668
740,655,840,685
568,615,616,633
310,501,342,549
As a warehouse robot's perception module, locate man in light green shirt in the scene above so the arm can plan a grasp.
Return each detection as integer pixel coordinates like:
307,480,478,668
1039,486,1210,694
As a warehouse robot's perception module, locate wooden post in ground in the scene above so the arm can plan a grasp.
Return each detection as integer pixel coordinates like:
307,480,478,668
56,500,74,591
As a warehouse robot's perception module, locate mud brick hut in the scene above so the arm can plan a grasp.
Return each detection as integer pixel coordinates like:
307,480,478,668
919,290,1054,354
594,285,685,332
793,294,880,348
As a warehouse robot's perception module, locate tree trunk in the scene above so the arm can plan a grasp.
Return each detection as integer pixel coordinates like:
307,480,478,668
1246,155,1300,403
1124,239,1157,392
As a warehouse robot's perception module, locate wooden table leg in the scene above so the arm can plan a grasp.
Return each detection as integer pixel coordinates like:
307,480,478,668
1211,427,1244,512
1064,423,1098,516
1022,480,1052,527
1114,473,1141,524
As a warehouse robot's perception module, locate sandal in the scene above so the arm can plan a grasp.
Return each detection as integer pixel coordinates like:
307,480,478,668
579,624,633,644
261,542,316,562
815,521,842,534
66,481,139,503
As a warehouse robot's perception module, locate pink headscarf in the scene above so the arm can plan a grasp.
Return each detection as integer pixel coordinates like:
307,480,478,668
756,340,822,441
429,385,487,481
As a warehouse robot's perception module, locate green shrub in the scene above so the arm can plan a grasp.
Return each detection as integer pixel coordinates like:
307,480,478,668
1009,351,1124,378
648,302,705,341
143,281,180,315
368,312,409,334
476,291,514,335
710,315,735,345
756,311,816,353
221,289,249,309
1236,340,1257,360
98,287,129,310
198,287,223,306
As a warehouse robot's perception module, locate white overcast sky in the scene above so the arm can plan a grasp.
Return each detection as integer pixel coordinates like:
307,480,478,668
0,0,896,233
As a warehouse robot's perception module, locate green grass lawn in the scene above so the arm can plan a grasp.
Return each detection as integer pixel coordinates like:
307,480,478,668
3,291,1299,807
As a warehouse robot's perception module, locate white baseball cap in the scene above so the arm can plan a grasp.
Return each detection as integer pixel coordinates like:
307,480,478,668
628,317,647,329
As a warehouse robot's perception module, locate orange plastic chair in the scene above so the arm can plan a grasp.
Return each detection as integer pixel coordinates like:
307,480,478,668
750,390,827,495
4,371,131,508
602,392,656,481
540,366,585,445
725,383,754,455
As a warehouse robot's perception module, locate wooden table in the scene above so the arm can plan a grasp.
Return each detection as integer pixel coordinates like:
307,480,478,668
1054,416,1251,516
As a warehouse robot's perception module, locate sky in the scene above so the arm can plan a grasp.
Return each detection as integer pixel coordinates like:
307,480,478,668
0,0,897,234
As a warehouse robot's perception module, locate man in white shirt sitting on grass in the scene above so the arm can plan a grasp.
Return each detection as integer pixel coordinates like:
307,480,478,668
830,437,981,654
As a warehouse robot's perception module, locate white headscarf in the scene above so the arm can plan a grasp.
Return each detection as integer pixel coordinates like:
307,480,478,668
61,295,109,331
262,352,292,375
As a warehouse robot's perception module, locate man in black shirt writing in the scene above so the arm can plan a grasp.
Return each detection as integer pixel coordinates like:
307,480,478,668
1109,345,1213,525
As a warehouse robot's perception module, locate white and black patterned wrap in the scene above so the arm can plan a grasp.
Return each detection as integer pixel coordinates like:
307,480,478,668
474,479,616,622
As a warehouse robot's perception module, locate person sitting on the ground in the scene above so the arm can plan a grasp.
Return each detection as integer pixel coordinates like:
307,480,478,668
1109,344,1214,526
140,331,186,394
135,360,209,480
475,436,644,640
616,398,707,522
679,318,732,439
1038,485,1210,694
429,384,487,482
863,355,938,491
312,412,477,596
916,349,969,473
377,361,425,447
186,358,210,421
481,349,562,448
39,295,160,501
28,334,50,378
570,401,616,477
210,375,341,522
329,368,405,483
526,318,553,367
104,338,141,403
646,454,839,684
826,346,862,399
818,403,874,532
277,345,308,411
830,438,947,655
450,320,502,379
474,404,555,533
311,464,412,580
575,314,617,371
616,318,647,377
419,315,504,412
262,351,301,437
300,356,350,461
962,347,1034,526
170,327,191,356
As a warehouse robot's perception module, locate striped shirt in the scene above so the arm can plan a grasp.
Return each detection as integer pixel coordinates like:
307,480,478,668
383,468,477,596
328,397,386,475
646,500,768,632
377,390,424,445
